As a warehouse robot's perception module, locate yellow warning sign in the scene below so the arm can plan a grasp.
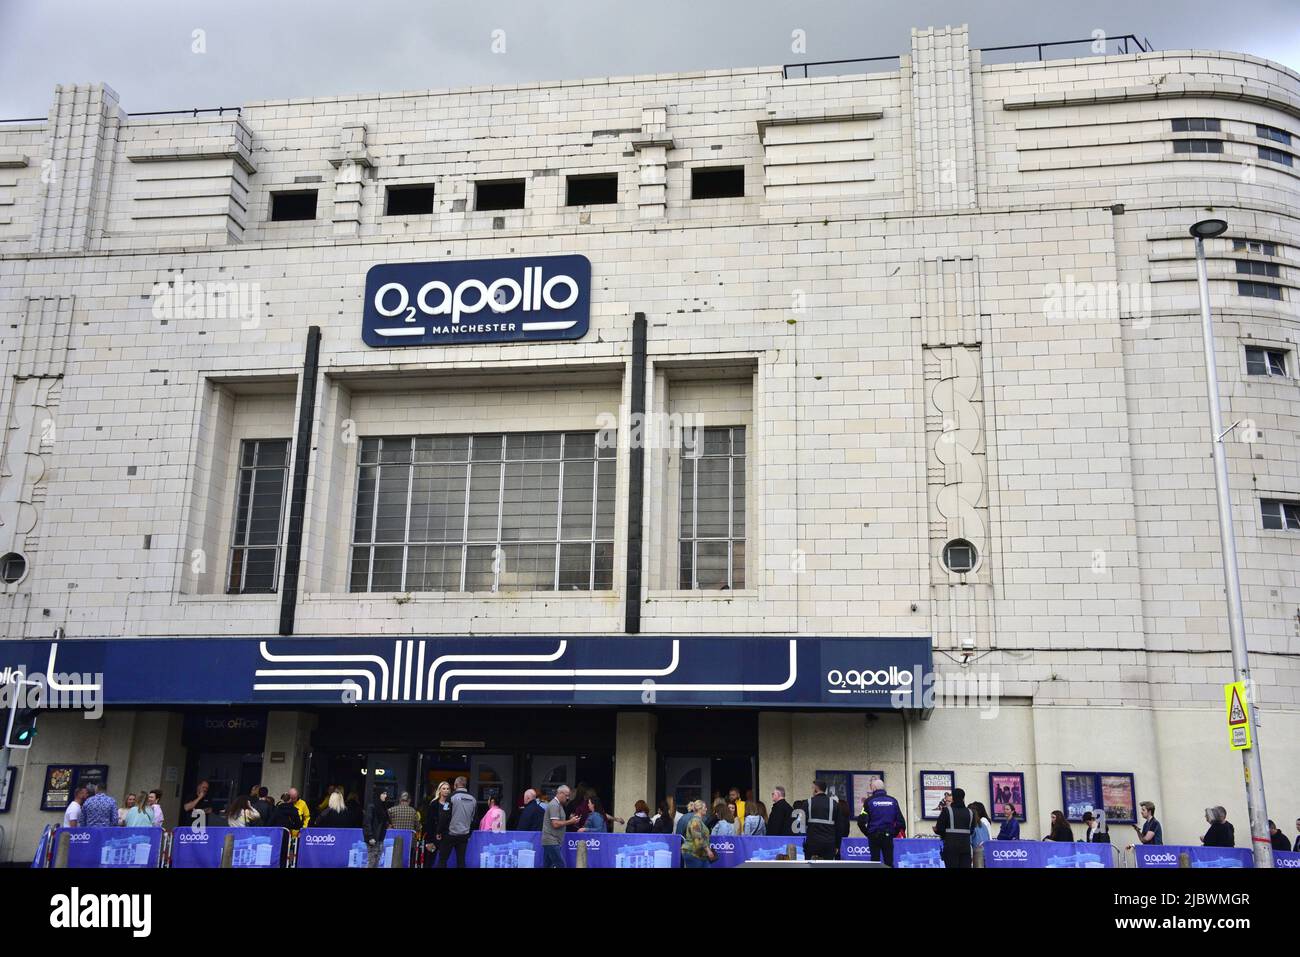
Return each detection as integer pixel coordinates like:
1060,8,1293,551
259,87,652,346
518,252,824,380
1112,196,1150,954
1225,681,1251,750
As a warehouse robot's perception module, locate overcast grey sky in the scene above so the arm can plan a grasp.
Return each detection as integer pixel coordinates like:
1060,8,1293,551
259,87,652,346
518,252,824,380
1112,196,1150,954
2,0,1298,117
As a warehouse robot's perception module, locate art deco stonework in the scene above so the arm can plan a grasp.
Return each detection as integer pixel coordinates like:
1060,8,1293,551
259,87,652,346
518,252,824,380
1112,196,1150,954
0,25,1296,860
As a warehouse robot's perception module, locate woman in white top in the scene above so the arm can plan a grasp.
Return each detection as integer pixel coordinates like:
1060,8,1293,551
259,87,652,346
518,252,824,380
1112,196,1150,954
146,789,165,827
225,795,261,827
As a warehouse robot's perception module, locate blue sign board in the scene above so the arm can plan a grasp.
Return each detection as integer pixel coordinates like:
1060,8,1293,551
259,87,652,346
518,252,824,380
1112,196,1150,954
0,635,932,710
170,827,285,868
1134,845,1253,869
294,828,411,868
1273,850,1300,869
362,255,591,347
562,832,680,868
706,835,805,867
60,827,162,868
469,831,544,868
984,840,1113,869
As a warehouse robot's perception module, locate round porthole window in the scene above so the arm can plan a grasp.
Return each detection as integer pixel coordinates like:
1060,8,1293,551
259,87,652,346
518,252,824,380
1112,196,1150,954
0,552,27,584
943,540,977,574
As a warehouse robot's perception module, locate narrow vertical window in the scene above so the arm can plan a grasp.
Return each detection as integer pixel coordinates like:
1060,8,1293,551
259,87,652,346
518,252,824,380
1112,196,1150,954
227,438,290,593
679,426,746,589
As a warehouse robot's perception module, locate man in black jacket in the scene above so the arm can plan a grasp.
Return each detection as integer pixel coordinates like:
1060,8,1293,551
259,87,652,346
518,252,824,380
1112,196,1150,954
516,789,546,831
934,787,973,868
266,794,298,826
804,781,841,860
251,786,275,827
767,786,793,837
266,794,301,867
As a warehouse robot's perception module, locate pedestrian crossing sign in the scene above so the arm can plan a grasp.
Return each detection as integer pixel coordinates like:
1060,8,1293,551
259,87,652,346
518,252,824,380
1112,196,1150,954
1224,681,1251,751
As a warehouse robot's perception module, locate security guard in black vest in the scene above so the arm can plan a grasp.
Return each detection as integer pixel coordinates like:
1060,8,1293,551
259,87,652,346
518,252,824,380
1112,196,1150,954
804,779,841,860
933,787,974,868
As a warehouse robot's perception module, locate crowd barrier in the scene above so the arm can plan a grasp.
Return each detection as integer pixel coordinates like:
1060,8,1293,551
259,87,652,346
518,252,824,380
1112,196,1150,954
296,827,413,868
26,825,1300,869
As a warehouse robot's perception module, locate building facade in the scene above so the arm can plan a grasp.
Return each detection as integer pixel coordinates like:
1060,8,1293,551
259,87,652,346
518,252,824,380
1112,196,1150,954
0,25,1298,861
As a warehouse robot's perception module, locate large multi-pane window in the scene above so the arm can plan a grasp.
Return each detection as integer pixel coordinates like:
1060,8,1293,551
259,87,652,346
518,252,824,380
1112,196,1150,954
679,426,746,590
350,432,615,592
227,438,290,594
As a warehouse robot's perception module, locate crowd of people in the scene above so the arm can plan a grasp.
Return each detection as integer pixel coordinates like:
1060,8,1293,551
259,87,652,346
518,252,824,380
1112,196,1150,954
56,776,1300,869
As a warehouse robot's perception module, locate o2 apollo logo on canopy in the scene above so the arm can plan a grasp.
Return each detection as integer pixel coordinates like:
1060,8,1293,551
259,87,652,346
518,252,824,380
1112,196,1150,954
362,255,591,347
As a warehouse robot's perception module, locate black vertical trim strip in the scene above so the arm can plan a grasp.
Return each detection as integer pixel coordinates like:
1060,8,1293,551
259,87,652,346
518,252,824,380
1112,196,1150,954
625,312,647,634
279,325,321,636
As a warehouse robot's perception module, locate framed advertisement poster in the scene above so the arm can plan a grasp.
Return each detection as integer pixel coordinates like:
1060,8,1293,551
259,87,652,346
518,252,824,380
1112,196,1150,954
817,770,885,812
1098,773,1137,824
850,771,886,810
920,770,955,820
39,764,110,812
74,765,109,794
1061,771,1097,822
988,771,1026,821
1060,771,1137,824
816,770,852,808
0,766,14,813
41,765,76,811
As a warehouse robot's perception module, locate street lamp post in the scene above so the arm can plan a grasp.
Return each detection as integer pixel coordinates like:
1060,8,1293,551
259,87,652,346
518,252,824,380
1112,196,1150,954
1190,217,1272,867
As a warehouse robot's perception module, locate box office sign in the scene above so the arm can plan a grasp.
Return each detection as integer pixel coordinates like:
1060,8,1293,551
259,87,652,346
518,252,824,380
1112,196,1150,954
362,255,591,347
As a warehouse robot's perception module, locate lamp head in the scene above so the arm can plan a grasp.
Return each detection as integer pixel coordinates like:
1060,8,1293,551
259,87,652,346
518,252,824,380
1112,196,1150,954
1189,218,1228,239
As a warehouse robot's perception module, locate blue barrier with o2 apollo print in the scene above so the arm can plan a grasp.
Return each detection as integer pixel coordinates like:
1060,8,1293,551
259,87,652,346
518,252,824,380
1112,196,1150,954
1134,845,1254,868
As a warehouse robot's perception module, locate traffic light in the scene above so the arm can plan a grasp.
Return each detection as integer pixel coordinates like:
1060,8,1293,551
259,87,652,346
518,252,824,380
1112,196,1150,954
4,677,41,749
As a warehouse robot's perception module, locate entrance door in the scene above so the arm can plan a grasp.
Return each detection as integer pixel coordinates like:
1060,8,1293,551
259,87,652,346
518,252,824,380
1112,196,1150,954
530,754,576,795
469,754,513,810
186,752,263,822
365,753,408,808
664,757,710,809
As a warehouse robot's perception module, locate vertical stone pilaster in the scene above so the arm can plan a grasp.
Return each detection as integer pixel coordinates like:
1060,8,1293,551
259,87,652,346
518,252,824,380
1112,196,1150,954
35,84,122,252
909,26,977,211
632,107,671,220
330,124,372,238
920,256,991,652
613,711,656,827
261,710,317,798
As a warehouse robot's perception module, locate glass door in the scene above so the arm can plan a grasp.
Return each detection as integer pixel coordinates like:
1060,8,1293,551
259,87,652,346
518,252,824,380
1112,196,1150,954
469,754,513,811
530,754,576,795
664,757,710,810
365,753,408,808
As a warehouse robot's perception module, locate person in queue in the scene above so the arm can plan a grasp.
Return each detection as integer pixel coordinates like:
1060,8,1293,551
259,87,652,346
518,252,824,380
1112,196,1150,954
625,800,654,833
1201,806,1235,847
542,784,582,868
995,803,1020,840
767,786,793,837
1045,810,1073,842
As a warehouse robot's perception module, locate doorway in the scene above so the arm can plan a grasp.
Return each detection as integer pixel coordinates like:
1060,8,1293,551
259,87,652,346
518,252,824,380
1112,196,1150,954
183,751,263,822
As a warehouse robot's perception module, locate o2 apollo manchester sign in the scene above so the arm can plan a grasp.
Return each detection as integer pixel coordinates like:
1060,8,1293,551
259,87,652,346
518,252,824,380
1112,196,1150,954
362,255,591,347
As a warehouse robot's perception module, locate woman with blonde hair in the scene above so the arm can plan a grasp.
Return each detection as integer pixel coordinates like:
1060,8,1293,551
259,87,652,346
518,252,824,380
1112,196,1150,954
124,791,155,827
314,789,349,828
424,781,453,868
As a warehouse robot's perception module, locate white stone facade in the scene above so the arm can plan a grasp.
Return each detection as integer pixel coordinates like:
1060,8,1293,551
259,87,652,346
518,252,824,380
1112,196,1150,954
0,26,1298,859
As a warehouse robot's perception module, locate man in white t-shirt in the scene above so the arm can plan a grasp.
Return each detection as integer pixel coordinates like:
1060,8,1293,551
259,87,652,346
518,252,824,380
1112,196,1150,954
63,786,88,828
